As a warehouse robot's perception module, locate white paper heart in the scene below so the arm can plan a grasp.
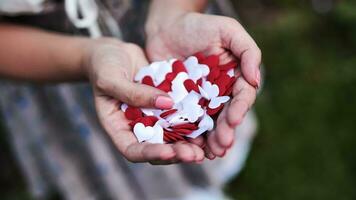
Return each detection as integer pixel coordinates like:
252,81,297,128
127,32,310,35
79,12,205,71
188,67,203,81
133,123,155,142
227,68,235,77
134,59,175,86
141,108,156,116
146,123,164,144
200,64,210,76
198,85,210,100
186,113,214,138
183,56,210,81
134,66,154,82
180,91,204,122
208,96,230,109
169,72,189,103
183,56,199,68
153,59,174,86
167,113,189,126
202,81,219,99
120,103,128,112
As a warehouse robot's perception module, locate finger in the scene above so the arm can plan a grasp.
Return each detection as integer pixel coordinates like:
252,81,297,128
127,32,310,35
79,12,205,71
207,130,226,157
215,106,235,148
227,77,257,127
104,115,176,163
204,145,216,160
187,143,205,163
98,77,174,109
120,79,174,109
172,142,196,162
187,136,206,148
218,51,236,65
125,142,177,163
221,18,262,87
95,43,174,109
146,40,176,61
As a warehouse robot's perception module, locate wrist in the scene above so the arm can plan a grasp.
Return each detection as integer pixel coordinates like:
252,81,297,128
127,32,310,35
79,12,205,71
79,38,97,80
145,9,188,38
145,0,206,37
81,37,125,81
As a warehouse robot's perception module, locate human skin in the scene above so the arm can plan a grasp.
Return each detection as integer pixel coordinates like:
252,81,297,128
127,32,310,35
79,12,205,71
0,24,204,164
0,0,261,164
145,0,261,159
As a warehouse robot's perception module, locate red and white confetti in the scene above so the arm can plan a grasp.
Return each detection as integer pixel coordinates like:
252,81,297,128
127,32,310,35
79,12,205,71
121,53,239,144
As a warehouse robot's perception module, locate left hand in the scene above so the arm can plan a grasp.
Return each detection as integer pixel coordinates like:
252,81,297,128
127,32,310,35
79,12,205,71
83,38,205,164
145,12,260,158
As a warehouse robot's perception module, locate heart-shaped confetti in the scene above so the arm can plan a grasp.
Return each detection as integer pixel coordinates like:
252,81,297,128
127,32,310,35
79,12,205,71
121,53,240,144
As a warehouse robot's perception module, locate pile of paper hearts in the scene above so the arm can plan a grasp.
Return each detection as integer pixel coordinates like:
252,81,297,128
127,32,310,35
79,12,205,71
120,53,239,144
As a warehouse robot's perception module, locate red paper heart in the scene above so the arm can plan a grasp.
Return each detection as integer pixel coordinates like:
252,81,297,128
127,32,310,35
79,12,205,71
171,123,198,130
172,60,187,73
207,104,224,116
207,67,221,82
129,116,158,127
142,76,154,87
171,128,194,135
201,55,219,69
163,132,176,142
163,134,173,143
183,79,199,93
160,109,178,118
226,77,237,90
197,78,203,86
157,80,172,92
165,72,177,81
219,61,237,71
142,116,159,126
164,131,186,142
166,131,186,139
215,74,231,95
194,52,205,63
198,98,208,107
224,86,234,96
125,107,143,121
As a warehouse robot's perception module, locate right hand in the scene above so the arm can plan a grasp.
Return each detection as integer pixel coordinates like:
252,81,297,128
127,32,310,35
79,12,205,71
82,38,205,164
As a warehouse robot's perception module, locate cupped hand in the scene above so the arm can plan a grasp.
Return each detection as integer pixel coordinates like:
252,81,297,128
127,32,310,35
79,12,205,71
83,38,205,164
145,13,261,158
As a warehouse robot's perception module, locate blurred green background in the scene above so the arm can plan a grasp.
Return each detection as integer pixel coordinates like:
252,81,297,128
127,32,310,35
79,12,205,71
226,0,356,199
1,0,356,199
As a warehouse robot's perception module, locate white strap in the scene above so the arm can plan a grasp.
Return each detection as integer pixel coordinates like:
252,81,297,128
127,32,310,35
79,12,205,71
0,0,44,14
65,0,102,38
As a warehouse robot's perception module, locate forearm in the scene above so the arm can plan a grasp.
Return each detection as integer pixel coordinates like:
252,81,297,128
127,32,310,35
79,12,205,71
0,23,92,82
145,0,208,35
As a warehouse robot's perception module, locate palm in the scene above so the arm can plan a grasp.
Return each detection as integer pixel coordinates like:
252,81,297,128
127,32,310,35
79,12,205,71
145,12,259,158
146,13,227,61
88,42,206,164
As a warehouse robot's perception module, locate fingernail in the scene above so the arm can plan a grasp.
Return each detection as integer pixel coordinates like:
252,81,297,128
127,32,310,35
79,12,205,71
206,151,215,160
155,96,174,109
256,70,261,88
195,159,204,164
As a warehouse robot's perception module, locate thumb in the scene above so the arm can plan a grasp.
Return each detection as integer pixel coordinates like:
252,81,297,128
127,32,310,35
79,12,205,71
99,77,174,109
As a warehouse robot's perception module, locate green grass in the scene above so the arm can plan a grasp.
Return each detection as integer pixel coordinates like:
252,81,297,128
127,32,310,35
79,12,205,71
226,1,356,199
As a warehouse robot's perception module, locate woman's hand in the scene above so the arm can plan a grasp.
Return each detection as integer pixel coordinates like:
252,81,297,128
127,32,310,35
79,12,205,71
145,10,261,158
83,38,205,164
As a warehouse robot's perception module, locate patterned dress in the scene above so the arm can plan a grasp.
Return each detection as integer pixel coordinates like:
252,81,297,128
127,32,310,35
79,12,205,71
0,0,258,199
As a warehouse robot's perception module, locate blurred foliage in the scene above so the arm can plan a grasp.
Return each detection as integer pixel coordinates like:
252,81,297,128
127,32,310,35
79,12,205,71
226,0,356,199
